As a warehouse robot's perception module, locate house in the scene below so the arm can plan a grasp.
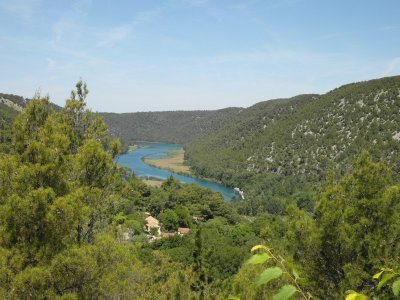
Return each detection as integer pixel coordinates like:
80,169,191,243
177,227,190,236
145,215,161,236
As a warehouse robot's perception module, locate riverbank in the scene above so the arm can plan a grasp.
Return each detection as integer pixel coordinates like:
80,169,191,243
143,149,192,176
117,142,238,200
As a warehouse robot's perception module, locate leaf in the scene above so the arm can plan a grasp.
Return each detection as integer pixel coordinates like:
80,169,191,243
272,284,297,300
246,253,271,265
227,297,240,300
251,245,269,252
292,268,300,280
377,273,395,290
345,291,368,300
255,267,283,287
392,278,400,296
372,270,384,279
296,278,308,285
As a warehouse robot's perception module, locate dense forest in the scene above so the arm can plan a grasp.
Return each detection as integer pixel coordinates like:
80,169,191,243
185,76,400,213
101,108,240,145
0,80,400,299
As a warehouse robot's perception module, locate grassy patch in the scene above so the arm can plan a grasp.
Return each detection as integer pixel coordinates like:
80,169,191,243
143,149,191,175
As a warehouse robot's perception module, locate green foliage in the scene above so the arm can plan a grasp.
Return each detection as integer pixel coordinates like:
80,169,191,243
393,279,400,296
159,209,179,231
192,226,207,299
101,107,240,145
175,206,192,228
0,82,141,298
2,78,400,299
345,290,368,300
309,152,400,298
272,285,298,300
373,268,400,297
1,82,253,300
246,253,271,265
186,76,400,211
255,267,283,287
233,244,310,300
145,177,238,223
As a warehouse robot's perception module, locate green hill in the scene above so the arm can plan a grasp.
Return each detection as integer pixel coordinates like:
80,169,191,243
0,92,239,147
185,76,400,188
100,108,241,144
0,94,26,149
1,82,400,299
0,93,25,120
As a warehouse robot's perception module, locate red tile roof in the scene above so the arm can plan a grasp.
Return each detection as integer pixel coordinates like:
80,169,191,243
177,227,190,235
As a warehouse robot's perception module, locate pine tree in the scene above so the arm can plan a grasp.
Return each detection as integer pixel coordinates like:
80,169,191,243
192,226,207,299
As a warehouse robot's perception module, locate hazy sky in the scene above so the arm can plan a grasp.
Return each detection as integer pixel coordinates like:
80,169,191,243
1,0,400,112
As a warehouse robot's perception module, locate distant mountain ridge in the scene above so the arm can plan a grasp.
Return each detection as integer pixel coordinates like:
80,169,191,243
185,76,400,188
0,92,241,145
0,93,26,118
100,108,242,144
3,75,400,184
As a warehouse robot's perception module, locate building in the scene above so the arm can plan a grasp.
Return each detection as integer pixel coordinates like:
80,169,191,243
177,227,190,236
145,215,161,236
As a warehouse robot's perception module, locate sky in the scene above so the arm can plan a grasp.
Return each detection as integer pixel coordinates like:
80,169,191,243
1,0,400,112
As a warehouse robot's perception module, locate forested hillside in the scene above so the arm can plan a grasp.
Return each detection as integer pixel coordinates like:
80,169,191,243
0,92,240,147
186,76,400,187
0,93,25,120
1,81,399,299
0,93,26,152
101,108,241,144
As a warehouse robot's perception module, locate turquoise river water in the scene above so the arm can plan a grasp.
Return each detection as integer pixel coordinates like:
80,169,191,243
116,142,237,200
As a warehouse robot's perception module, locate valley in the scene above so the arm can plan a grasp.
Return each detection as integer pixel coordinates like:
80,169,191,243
117,142,238,200
3,1,400,298
1,76,400,299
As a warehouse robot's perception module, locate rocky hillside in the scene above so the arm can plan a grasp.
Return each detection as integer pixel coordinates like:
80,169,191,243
0,93,25,120
100,108,241,145
0,93,27,151
185,76,400,186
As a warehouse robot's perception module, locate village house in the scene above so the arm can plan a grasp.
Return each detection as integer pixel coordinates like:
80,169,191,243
145,215,161,236
177,227,190,236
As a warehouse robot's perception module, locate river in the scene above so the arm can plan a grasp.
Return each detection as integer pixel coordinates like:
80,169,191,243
116,142,237,200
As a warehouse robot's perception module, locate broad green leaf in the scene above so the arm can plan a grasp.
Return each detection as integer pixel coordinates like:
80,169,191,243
251,245,269,252
272,284,297,300
392,278,400,296
372,270,384,279
246,253,271,265
377,273,395,290
255,267,282,287
345,291,368,300
227,297,240,300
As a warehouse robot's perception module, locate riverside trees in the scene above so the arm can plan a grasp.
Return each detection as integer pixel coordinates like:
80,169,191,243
0,81,399,299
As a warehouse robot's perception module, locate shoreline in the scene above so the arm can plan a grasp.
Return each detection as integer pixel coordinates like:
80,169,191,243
142,149,192,176
140,156,235,189
126,143,238,198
